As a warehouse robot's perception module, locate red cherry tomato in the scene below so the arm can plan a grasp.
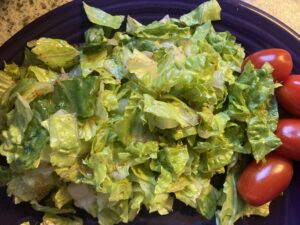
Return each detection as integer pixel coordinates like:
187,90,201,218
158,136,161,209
277,75,300,117
243,48,293,82
275,119,300,160
237,153,293,206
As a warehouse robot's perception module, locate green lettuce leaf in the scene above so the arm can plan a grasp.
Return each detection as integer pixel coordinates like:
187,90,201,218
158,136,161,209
195,135,234,174
80,48,107,77
143,94,199,130
126,16,143,34
83,2,125,29
161,145,189,177
51,76,100,118
0,94,34,164
45,110,81,168
134,21,191,40
113,92,155,145
180,0,221,26
198,107,230,139
31,38,79,70
85,25,106,47
28,66,57,82
126,49,158,79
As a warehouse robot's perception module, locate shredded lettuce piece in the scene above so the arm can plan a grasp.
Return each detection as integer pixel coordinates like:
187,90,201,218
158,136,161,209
83,2,125,29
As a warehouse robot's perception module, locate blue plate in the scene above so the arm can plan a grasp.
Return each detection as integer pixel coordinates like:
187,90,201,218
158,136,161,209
0,0,300,224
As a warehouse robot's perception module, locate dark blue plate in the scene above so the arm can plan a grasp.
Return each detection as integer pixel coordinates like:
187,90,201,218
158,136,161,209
0,0,300,225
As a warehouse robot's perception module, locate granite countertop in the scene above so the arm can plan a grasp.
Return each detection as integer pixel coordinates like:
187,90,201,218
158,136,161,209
0,0,299,46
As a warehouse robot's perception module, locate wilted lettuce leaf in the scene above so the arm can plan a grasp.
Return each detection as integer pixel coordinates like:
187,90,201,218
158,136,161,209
31,38,79,70
31,200,75,214
83,2,124,29
68,183,98,217
7,164,56,204
0,166,13,186
0,70,15,99
52,185,72,209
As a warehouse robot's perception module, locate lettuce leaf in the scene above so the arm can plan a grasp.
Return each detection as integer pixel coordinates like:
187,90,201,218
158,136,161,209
41,213,83,225
31,38,79,70
28,66,57,82
180,0,221,26
51,76,100,118
0,166,13,186
83,2,124,29
45,110,81,168
143,94,199,130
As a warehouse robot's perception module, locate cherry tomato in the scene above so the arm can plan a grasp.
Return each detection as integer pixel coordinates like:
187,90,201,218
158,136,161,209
275,119,300,160
277,75,300,117
243,48,293,82
237,153,293,206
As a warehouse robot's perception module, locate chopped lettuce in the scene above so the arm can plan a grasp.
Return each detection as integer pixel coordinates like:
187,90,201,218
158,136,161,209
0,1,281,225
227,63,281,161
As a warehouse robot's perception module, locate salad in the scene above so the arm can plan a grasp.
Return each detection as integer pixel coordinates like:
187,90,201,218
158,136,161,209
0,0,293,224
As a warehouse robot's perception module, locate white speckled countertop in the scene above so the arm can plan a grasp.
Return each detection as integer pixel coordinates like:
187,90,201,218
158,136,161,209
0,0,299,46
